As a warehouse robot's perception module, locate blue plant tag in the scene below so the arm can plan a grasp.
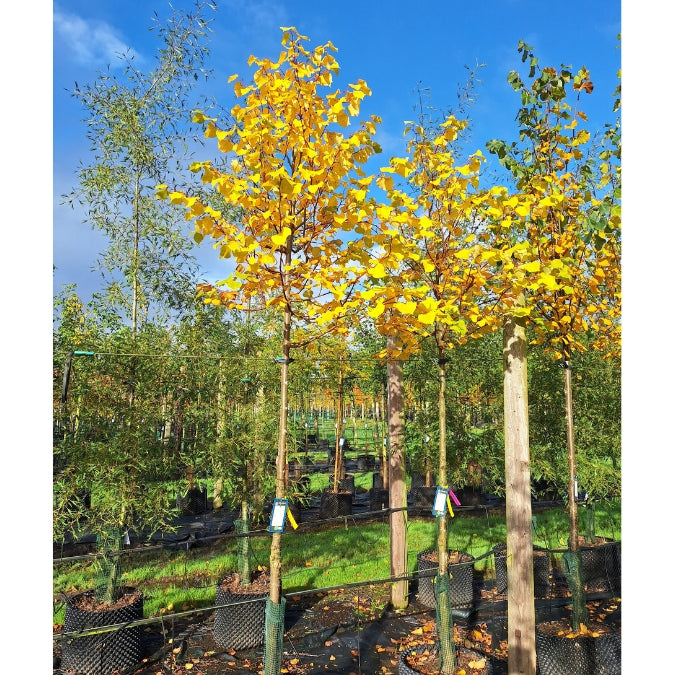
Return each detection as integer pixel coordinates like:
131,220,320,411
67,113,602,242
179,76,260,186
268,498,288,533
432,486,449,517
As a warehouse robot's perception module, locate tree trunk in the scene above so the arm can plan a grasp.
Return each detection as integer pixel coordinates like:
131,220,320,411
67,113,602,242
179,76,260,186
373,398,380,460
253,386,268,523
333,368,344,492
563,354,588,630
239,502,251,585
379,390,389,489
564,358,579,551
269,300,292,606
213,363,226,510
436,356,454,674
352,414,357,448
437,357,448,575
387,334,408,609
213,477,224,511
503,309,536,675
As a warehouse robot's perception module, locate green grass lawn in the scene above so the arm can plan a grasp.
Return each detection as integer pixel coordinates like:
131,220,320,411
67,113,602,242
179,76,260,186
53,499,620,624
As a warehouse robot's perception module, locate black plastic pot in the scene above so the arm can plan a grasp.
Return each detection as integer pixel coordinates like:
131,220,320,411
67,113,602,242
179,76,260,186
416,549,475,609
328,474,355,495
177,486,207,515
455,485,483,506
372,472,384,490
411,486,437,511
493,544,551,596
60,587,144,675
339,474,355,495
369,487,389,511
319,490,353,519
398,642,493,674
410,472,426,490
213,577,268,650
574,536,621,592
327,473,356,496
536,622,621,675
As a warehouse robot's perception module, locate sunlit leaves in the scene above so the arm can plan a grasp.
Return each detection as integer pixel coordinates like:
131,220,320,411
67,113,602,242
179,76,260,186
352,104,507,363
485,45,621,360
158,26,384,347
369,262,388,279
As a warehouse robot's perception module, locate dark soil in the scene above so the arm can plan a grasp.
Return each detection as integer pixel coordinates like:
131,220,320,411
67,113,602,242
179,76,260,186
535,616,618,638
69,587,142,612
217,571,270,595
419,550,473,565
401,644,491,675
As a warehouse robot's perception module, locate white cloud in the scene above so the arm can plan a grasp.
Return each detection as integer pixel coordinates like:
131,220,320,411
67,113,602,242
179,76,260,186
53,5,137,67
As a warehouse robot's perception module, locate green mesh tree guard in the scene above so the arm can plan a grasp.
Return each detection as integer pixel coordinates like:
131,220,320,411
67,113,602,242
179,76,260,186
263,596,286,675
434,572,456,674
562,550,588,629
95,528,123,603
235,518,251,585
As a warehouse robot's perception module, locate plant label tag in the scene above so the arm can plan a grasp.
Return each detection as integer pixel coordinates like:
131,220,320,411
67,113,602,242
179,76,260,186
268,498,288,533
432,486,449,517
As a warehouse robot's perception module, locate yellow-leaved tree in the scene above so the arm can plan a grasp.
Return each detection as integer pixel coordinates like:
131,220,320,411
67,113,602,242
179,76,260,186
359,106,501,670
157,27,381,672
484,41,621,664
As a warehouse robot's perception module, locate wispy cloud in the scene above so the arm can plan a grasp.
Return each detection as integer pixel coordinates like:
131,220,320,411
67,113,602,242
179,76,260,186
53,4,139,68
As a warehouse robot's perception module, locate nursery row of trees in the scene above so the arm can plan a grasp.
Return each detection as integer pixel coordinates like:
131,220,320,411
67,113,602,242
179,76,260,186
53,289,620,526
54,5,620,673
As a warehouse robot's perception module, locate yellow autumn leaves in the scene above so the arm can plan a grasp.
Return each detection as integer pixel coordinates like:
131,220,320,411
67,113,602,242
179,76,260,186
157,26,620,359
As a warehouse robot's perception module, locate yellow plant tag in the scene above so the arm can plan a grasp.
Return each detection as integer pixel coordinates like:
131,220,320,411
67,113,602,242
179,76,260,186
286,508,298,530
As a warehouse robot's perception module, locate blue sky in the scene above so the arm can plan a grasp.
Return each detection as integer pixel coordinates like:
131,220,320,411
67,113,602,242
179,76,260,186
52,0,623,304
